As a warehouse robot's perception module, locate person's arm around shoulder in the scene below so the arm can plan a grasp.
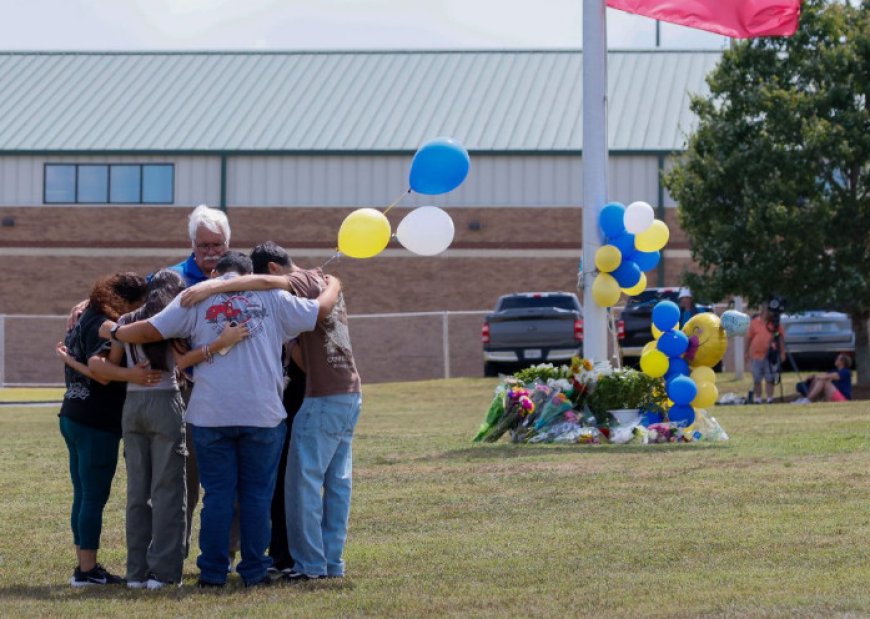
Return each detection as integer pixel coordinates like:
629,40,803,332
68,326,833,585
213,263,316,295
315,275,341,320
98,318,164,345
180,274,290,307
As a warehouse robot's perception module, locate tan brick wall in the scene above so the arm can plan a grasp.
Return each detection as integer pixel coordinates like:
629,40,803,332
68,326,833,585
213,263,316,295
1,204,700,315
0,206,587,248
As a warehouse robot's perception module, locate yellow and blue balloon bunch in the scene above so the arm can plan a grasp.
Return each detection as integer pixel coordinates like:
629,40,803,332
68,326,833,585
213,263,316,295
592,201,670,307
336,137,469,259
640,301,728,426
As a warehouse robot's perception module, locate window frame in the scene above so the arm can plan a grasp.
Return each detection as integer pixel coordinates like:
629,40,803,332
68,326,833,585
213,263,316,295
43,162,175,205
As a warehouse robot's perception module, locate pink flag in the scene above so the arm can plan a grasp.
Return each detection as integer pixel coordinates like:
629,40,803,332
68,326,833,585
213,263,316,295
606,0,801,39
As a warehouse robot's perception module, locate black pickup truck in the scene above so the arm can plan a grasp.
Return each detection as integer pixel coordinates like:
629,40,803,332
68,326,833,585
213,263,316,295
620,288,712,362
481,292,584,377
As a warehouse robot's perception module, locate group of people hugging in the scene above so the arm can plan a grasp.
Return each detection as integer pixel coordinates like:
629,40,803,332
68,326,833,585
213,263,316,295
56,205,361,589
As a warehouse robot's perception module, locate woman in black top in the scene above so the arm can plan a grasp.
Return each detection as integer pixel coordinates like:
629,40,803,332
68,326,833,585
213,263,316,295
58,272,151,587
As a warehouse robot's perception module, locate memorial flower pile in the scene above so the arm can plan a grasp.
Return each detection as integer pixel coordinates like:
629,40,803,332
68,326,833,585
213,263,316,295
472,357,728,445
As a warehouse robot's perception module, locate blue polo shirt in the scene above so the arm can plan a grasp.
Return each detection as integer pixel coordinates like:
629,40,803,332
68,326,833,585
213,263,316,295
167,253,207,287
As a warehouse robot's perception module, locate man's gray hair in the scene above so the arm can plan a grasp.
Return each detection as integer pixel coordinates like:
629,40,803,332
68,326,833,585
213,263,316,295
188,204,231,245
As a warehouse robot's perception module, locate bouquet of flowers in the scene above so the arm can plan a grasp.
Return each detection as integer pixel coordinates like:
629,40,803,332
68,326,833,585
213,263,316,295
473,385,536,443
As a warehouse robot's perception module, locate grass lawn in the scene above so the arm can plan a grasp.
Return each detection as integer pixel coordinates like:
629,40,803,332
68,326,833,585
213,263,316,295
0,377,867,617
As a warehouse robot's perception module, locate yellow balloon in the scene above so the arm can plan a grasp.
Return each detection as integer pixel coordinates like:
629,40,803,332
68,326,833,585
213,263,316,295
682,312,728,368
592,273,621,307
635,219,670,252
595,245,622,273
641,340,657,357
691,381,719,409
622,272,647,296
651,324,663,340
691,366,716,385
337,208,391,258
640,349,669,378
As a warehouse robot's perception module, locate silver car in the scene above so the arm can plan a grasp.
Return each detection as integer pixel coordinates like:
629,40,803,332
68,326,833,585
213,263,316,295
782,311,855,367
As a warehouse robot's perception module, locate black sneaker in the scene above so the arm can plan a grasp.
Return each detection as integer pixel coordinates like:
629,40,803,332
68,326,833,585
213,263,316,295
283,570,322,584
196,579,225,589
70,564,125,587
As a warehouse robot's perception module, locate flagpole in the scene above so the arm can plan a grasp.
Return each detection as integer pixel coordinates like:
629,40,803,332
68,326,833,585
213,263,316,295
582,0,609,363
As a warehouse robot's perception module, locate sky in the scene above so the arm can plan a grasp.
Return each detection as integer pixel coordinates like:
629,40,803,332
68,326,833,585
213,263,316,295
1,0,729,51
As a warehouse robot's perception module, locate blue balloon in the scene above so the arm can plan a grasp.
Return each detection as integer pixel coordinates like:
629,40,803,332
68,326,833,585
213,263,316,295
633,250,660,272
599,203,626,239
668,404,696,427
609,232,636,257
657,330,690,358
409,137,470,195
667,376,698,406
612,260,642,288
664,357,690,381
652,300,680,332
640,410,664,427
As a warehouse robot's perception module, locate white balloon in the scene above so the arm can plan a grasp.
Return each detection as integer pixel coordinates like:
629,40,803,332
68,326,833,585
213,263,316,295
624,201,655,234
396,206,455,256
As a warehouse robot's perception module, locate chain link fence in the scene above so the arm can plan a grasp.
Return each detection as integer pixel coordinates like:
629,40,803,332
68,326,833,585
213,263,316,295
0,311,490,387
0,309,740,387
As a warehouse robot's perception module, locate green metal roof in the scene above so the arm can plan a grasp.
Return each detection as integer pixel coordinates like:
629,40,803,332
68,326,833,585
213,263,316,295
0,50,720,153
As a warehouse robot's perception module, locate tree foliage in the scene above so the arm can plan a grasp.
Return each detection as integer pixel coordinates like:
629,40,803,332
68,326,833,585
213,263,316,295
665,0,870,382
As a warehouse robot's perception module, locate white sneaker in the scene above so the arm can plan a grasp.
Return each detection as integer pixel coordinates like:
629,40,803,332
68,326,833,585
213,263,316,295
794,397,811,404
127,580,148,589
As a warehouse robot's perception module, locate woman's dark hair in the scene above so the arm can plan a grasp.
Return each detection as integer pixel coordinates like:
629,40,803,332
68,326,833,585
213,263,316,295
89,272,148,321
124,269,186,371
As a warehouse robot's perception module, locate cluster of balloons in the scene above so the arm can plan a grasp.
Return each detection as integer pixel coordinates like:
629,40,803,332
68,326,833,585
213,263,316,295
639,300,729,427
592,201,670,307
336,137,469,259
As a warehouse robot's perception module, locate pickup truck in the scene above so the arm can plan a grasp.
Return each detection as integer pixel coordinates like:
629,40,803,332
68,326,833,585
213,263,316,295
481,292,584,377
619,287,712,361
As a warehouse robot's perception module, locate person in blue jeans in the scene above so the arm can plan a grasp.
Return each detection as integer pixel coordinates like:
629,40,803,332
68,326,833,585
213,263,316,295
180,242,362,581
104,251,341,588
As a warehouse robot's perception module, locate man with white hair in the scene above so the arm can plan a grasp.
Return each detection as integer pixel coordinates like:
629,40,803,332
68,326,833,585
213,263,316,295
169,204,231,286
167,204,240,564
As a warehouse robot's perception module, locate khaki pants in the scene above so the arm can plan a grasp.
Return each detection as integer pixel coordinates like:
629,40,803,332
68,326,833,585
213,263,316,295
122,389,187,583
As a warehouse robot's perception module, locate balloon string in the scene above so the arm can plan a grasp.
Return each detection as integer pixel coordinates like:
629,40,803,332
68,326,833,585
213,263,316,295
382,188,411,215
321,251,341,269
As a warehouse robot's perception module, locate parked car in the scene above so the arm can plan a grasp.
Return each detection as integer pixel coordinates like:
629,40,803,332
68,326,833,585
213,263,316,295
782,311,855,369
481,292,581,377
619,288,712,361
481,291,626,376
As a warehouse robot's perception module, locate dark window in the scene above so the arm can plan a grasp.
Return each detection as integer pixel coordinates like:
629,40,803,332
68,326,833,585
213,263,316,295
110,165,141,203
499,295,579,311
44,163,174,204
45,165,76,203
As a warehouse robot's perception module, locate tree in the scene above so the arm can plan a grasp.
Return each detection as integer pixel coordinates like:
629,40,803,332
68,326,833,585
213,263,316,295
665,0,870,384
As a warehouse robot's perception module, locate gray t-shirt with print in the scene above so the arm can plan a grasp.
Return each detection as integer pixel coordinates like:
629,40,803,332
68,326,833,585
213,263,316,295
149,276,319,428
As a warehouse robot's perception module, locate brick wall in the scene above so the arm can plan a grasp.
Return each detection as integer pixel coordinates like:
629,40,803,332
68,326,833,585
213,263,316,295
1,205,697,316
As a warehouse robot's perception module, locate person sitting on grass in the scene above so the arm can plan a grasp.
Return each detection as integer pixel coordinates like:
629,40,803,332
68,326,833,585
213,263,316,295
798,354,853,403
